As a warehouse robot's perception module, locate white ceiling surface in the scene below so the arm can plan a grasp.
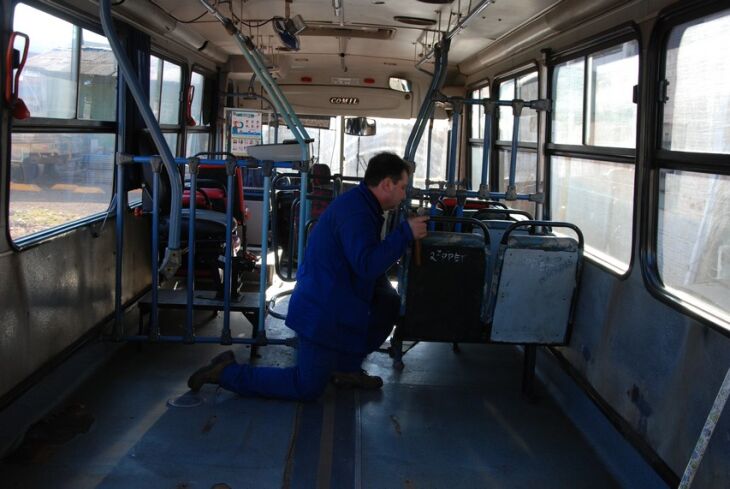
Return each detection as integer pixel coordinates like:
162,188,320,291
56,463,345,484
154,0,559,68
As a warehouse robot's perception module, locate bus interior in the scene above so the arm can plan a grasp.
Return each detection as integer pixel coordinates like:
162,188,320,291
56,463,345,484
1,0,729,487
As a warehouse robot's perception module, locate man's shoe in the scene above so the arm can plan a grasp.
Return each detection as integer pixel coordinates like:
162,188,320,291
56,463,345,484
187,350,236,391
331,370,383,390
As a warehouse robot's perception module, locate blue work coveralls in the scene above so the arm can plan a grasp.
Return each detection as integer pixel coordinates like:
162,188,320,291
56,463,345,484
220,182,414,400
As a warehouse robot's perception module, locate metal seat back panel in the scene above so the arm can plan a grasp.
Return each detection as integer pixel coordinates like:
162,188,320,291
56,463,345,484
402,231,489,342
489,240,580,344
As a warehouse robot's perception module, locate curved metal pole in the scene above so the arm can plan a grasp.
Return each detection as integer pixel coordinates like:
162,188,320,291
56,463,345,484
404,39,450,163
100,0,182,278
199,0,310,161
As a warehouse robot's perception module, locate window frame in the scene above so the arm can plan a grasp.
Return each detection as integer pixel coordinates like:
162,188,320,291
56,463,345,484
183,66,214,158
641,1,730,334
149,52,184,156
7,1,119,249
492,63,540,215
545,24,641,279
466,82,490,190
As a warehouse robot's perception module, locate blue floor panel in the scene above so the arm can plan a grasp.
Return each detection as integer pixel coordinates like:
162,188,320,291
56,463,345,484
1,314,621,488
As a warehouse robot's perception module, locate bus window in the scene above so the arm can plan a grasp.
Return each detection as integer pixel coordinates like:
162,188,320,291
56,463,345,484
549,39,638,273
343,117,449,187
585,42,639,147
264,117,339,169
656,9,730,323
149,55,182,153
185,71,211,157
468,85,490,190
496,70,539,215
9,3,117,243
266,117,449,188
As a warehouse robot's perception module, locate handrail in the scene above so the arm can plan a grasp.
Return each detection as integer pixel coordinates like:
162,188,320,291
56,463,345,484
100,0,182,279
404,39,450,164
198,0,310,160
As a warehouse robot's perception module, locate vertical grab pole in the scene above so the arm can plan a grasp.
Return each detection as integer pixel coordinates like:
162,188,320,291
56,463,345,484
258,162,273,341
480,100,494,194
149,157,162,341
446,100,462,189
297,166,309,272
185,157,200,344
221,157,237,345
426,115,434,188
507,100,524,200
113,154,127,341
447,100,462,232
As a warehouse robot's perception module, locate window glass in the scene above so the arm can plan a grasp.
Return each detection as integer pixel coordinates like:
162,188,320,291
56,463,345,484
470,144,484,190
497,149,538,215
163,133,178,155
14,4,77,118
662,10,730,154
149,55,162,120
267,120,339,168
551,156,634,270
517,72,538,143
344,117,449,188
186,132,209,157
498,80,515,141
9,133,115,240
190,72,206,126
470,88,482,139
77,30,117,121
160,60,182,125
585,40,638,147
470,86,490,139
657,170,730,320
552,58,584,144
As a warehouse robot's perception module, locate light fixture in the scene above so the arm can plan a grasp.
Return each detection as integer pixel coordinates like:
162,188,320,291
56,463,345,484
393,16,437,26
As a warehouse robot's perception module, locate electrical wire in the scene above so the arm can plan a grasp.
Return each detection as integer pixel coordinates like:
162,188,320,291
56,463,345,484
145,0,274,27
147,0,209,23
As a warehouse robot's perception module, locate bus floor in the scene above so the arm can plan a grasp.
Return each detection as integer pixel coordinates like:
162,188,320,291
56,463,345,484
1,310,619,489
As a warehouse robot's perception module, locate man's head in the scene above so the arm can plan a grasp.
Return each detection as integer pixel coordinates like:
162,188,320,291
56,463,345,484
364,152,411,211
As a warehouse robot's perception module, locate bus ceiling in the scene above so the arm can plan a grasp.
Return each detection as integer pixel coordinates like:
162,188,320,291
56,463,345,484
97,0,634,84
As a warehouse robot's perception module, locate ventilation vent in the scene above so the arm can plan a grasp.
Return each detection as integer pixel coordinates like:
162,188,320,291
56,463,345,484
301,25,396,40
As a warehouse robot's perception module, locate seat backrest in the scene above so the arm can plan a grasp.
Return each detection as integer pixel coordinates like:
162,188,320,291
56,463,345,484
310,163,333,220
401,230,490,342
487,224,582,344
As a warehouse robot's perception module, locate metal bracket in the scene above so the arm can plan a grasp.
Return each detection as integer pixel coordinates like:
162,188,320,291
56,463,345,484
527,98,552,112
149,156,162,173
160,248,183,280
445,182,457,198
511,99,525,117
187,157,200,175
478,183,491,199
116,152,134,165
505,185,517,201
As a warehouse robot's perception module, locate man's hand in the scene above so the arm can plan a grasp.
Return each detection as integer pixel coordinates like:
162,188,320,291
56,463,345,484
408,215,429,240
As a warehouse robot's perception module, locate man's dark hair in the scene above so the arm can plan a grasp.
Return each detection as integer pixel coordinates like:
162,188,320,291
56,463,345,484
363,152,411,187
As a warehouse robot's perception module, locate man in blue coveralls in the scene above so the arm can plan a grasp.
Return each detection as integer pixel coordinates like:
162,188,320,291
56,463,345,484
187,152,429,400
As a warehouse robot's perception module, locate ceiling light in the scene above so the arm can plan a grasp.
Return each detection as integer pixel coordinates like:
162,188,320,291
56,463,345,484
393,16,437,26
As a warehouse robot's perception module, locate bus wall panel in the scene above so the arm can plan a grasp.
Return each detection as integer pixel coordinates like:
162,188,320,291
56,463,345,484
558,262,730,486
0,214,150,402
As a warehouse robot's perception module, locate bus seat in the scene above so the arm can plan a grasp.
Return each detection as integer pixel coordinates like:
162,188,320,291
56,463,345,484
310,163,334,220
473,220,530,288
487,223,583,344
399,229,490,343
